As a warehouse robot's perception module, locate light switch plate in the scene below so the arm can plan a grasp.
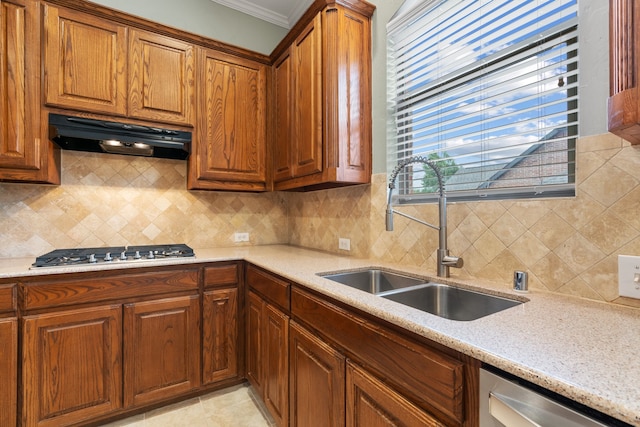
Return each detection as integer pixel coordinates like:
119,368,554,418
618,255,640,299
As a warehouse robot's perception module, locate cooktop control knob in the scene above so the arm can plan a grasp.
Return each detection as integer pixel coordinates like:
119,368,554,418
134,251,141,259
120,251,127,261
148,251,155,259
89,254,97,263
104,252,113,262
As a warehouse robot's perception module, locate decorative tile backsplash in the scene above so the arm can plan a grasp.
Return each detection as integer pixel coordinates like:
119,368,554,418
288,133,640,307
2,133,640,307
0,151,288,258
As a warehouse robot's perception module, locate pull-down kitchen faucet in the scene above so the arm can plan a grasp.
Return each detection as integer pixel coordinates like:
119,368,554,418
386,156,463,278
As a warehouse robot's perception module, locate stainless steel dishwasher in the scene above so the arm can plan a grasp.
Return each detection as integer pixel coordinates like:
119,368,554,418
479,367,630,427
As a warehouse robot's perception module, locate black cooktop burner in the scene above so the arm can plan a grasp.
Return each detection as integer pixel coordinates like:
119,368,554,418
32,244,195,268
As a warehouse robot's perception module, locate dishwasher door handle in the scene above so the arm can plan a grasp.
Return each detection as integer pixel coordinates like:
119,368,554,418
489,392,541,427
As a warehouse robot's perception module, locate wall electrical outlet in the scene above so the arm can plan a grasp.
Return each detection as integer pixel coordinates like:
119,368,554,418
618,255,640,299
338,237,351,251
234,232,249,243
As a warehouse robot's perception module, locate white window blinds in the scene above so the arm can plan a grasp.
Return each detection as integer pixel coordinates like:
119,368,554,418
387,0,578,202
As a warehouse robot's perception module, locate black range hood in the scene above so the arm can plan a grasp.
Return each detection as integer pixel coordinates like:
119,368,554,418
49,113,191,160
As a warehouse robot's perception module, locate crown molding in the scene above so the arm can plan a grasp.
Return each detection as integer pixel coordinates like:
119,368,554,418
211,0,312,29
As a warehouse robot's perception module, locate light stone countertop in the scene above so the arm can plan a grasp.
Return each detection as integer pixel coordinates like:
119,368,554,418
2,245,639,425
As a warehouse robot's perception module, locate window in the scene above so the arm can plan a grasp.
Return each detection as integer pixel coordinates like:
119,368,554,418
387,0,578,202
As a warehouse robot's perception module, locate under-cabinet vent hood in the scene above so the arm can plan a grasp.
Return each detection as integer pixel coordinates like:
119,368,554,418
49,113,191,160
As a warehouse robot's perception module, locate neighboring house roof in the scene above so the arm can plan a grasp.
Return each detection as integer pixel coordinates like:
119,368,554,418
442,127,569,191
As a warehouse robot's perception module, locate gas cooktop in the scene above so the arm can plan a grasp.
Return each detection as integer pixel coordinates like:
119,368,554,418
31,244,195,269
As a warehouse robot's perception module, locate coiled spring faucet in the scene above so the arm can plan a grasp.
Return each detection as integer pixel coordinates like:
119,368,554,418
386,156,463,278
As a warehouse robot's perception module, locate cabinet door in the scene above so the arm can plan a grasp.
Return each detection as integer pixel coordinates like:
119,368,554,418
188,48,267,191
346,362,442,427
128,29,195,126
1,0,59,184
203,288,238,384
289,320,345,427
43,3,127,116
0,318,16,427
246,291,264,395
273,48,292,183
291,14,323,179
264,303,289,427
22,305,122,427
124,295,200,407
323,5,372,183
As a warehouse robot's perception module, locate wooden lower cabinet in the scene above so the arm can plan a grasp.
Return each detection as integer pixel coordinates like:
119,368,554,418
124,295,201,408
289,320,345,427
246,291,264,395
246,291,289,427
264,303,289,426
346,362,443,427
0,317,17,427
22,305,123,427
203,288,239,384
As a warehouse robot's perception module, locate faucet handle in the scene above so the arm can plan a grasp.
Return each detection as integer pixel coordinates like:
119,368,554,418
442,255,463,268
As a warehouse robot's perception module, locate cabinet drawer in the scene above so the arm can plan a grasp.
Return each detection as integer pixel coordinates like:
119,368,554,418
291,286,466,425
22,268,199,310
0,284,16,313
204,263,239,289
246,265,290,312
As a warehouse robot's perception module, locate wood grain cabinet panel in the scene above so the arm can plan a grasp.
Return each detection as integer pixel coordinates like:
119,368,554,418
246,287,289,427
246,291,264,396
1,0,59,184
272,48,293,183
346,362,443,427
22,305,122,427
609,0,640,144
124,295,200,408
128,29,195,126
289,320,345,427
263,303,289,427
203,288,238,384
272,3,373,191
290,14,323,179
0,318,17,427
188,48,267,191
43,3,127,116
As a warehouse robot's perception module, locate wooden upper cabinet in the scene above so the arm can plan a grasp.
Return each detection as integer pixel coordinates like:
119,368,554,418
273,48,293,183
0,0,59,184
608,0,640,144
188,48,267,191
272,3,374,191
128,29,195,126
43,3,127,116
291,14,323,180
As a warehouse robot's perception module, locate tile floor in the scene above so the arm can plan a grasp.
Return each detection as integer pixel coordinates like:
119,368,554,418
100,384,275,427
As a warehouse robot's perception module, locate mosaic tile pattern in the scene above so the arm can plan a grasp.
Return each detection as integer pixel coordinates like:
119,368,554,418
0,152,289,258
288,133,640,306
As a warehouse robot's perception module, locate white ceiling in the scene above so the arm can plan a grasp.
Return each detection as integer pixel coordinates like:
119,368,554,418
210,0,314,29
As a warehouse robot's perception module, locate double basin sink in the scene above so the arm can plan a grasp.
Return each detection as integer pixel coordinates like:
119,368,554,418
318,269,523,321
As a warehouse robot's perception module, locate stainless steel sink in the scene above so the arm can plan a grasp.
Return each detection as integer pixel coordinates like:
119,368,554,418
319,269,427,294
381,283,523,321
